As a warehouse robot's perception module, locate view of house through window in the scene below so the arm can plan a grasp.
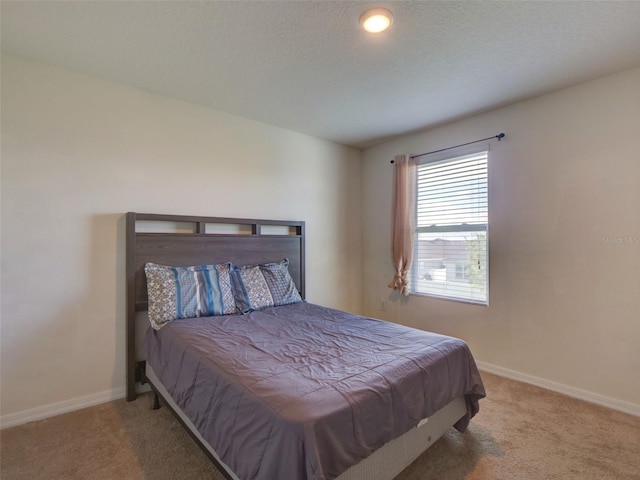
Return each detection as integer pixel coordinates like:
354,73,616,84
410,149,488,304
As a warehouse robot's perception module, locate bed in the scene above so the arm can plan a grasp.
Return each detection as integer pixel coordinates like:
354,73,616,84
126,212,485,480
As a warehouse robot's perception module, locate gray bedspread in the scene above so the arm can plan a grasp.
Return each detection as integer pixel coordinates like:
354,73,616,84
142,302,485,480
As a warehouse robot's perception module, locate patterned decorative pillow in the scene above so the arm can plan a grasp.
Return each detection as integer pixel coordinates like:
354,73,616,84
230,258,302,313
145,262,236,330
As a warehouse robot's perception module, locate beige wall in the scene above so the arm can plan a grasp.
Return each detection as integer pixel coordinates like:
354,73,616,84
0,55,363,416
362,67,640,408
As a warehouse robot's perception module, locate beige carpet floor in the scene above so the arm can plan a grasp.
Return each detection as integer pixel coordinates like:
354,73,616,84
1,372,639,479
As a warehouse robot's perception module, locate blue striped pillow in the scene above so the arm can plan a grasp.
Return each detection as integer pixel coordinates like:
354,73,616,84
145,262,236,330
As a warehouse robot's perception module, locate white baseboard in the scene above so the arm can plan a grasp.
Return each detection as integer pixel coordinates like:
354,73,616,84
477,361,640,417
1,383,153,430
1,387,127,430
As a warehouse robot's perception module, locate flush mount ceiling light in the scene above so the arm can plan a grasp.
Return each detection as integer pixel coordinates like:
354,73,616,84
360,7,393,33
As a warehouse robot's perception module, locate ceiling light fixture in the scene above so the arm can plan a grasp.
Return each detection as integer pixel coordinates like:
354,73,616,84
360,8,393,33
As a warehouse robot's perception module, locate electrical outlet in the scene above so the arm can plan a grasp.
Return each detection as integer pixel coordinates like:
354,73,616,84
380,299,387,311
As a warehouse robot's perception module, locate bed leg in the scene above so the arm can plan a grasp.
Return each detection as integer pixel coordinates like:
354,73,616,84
152,392,161,410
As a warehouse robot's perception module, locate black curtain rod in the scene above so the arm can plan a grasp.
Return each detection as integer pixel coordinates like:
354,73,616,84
390,133,505,164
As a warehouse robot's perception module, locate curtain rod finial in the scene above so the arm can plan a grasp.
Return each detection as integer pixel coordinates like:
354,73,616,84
497,133,505,141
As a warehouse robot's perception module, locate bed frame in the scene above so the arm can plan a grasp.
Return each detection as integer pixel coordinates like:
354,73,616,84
126,211,306,402
125,211,466,480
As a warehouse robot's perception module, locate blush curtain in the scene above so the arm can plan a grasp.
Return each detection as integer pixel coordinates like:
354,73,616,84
388,154,417,296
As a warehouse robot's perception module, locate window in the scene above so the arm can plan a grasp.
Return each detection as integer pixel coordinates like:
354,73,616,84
410,147,488,304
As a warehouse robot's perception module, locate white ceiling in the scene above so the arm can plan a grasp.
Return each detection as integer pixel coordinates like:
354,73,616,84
2,1,640,149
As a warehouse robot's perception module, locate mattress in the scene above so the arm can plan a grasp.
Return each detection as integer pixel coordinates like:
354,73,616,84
145,363,468,480
142,302,485,480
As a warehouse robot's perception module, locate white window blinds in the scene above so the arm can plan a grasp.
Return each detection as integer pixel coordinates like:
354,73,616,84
411,148,488,304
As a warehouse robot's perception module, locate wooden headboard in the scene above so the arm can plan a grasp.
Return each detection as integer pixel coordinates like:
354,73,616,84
125,212,305,401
